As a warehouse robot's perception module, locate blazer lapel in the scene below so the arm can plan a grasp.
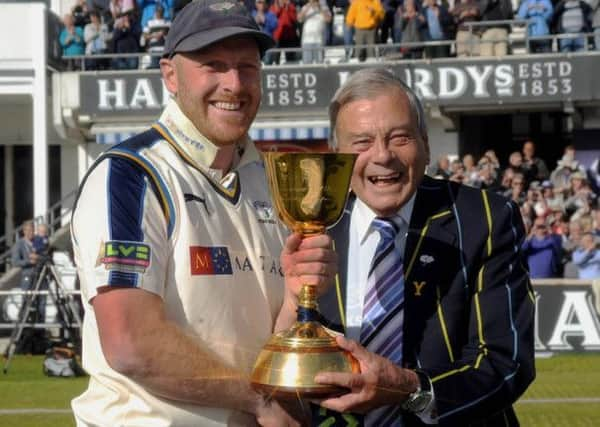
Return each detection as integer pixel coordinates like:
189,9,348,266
403,177,457,363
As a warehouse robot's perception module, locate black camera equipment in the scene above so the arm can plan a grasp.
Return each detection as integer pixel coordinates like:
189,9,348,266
2,255,82,374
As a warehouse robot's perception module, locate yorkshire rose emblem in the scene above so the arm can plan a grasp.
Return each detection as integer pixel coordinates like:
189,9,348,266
419,254,435,265
209,1,237,11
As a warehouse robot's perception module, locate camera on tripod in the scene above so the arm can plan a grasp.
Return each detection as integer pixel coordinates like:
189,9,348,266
3,245,82,374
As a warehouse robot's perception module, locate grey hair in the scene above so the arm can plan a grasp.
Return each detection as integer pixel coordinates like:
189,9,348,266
328,68,427,149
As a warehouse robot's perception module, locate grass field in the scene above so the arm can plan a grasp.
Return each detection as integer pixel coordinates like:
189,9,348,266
1,354,599,426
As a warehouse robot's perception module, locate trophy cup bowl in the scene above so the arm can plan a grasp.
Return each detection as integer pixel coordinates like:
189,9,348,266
250,152,360,399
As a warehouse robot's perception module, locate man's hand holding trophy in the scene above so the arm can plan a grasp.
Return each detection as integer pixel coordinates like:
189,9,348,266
251,151,360,399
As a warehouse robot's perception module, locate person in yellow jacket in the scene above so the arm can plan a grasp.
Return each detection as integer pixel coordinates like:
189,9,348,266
346,0,385,61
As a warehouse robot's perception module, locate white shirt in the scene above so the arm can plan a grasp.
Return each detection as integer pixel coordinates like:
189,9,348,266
300,3,330,45
344,194,438,424
71,99,288,426
345,195,415,341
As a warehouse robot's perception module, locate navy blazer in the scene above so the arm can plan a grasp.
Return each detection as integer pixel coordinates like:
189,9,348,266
317,176,535,426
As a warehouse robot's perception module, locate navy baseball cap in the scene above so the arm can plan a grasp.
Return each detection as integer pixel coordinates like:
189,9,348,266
163,0,275,58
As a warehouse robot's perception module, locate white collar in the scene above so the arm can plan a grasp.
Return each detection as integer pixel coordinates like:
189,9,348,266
158,98,256,177
353,192,416,244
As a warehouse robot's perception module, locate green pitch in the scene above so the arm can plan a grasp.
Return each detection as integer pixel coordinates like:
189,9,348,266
516,353,600,426
1,353,599,426
0,355,87,427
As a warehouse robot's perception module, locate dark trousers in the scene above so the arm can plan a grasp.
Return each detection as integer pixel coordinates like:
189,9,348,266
270,38,300,64
425,44,450,59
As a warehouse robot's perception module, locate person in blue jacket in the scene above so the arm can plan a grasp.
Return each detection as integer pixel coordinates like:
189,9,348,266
522,216,563,278
59,13,85,69
572,232,600,279
517,0,554,53
252,0,278,64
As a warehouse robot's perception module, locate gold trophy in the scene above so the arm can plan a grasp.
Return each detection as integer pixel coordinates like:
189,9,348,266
251,152,360,399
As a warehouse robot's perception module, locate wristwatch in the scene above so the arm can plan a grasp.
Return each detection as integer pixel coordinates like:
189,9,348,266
401,369,433,414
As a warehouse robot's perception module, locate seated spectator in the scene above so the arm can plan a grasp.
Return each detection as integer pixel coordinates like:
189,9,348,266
550,209,569,236
590,157,600,195
452,0,481,57
522,216,563,278
517,0,553,53
138,0,174,30
253,0,278,65
59,13,86,70
484,148,501,171
475,155,499,189
572,232,600,278
479,0,513,57
448,159,466,184
112,12,140,70
270,0,300,64
526,181,550,217
507,150,534,183
346,0,385,61
522,139,550,181
298,0,332,64
422,0,453,58
521,199,536,226
497,167,515,195
505,172,526,204
562,217,585,277
140,5,170,69
550,145,586,196
84,10,111,70
399,0,427,59
564,171,595,221
433,154,451,179
541,179,564,212
551,0,592,52
462,153,479,185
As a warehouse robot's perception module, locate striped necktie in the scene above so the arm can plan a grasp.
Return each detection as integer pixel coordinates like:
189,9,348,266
360,217,405,426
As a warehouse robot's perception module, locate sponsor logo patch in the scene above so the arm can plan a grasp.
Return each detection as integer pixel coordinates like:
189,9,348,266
101,241,151,273
190,246,233,275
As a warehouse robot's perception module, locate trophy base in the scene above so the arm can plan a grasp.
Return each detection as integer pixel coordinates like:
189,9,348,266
250,321,360,400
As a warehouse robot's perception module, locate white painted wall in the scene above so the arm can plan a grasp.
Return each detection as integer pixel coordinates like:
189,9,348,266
0,3,47,68
426,114,460,166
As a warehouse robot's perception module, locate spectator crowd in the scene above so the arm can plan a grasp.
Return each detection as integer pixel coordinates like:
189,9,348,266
432,142,600,280
54,1,600,280
59,0,600,69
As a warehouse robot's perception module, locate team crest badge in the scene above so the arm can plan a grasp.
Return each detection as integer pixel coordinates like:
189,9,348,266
253,200,275,224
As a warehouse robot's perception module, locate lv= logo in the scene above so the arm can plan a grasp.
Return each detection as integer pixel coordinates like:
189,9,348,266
413,281,426,297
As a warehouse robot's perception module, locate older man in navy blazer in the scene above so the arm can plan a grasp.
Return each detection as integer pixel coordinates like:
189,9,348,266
312,68,535,426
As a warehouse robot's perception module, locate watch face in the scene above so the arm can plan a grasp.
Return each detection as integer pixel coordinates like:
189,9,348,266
410,392,432,413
